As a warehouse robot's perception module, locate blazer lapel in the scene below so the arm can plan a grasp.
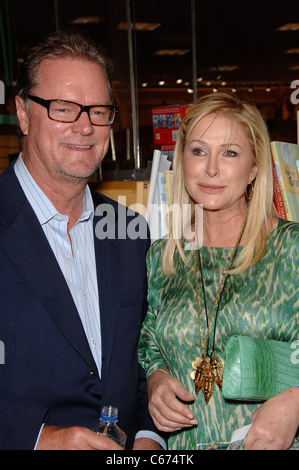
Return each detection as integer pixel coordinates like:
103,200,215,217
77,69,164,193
92,192,121,386
0,168,98,374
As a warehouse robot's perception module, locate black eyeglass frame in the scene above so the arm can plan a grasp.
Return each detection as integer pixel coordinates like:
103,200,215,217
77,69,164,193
27,95,118,126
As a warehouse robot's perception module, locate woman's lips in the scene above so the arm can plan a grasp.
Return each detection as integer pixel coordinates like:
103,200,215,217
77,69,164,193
198,183,225,193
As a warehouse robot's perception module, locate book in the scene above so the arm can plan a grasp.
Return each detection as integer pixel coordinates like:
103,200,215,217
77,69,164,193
165,169,173,206
147,150,172,241
270,141,299,223
272,158,287,220
157,171,169,238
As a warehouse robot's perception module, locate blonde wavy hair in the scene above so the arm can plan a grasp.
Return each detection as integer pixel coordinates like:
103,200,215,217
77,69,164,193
162,92,277,276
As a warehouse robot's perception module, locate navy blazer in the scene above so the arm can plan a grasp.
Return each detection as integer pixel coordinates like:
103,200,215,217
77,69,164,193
0,163,157,450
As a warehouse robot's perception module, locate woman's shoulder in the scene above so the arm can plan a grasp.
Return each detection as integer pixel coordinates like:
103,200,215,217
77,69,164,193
148,237,168,258
274,218,299,241
270,218,299,259
146,237,167,272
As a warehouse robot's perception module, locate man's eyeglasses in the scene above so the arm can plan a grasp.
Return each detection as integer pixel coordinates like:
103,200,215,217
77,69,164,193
27,95,118,126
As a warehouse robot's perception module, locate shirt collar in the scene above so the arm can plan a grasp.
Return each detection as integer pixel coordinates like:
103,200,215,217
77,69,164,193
14,153,94,226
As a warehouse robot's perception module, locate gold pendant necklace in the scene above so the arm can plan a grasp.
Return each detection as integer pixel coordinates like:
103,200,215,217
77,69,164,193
190,215,247,404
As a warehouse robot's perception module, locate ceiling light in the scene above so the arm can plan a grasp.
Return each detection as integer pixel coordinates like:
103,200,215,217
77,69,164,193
154,49,190,56
176,79,183,84
285,48,299,54
141,82,148,87
276,23,299,31
210,65,238,72
117,22,161,31
158,81,165,86
187,88,193,94
71,16,100,24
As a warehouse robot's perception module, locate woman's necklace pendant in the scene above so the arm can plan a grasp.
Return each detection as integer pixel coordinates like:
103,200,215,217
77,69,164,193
191,214,247,404
190,353,223,404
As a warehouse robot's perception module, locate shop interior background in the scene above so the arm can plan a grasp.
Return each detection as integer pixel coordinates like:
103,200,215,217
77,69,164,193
0,0,298,174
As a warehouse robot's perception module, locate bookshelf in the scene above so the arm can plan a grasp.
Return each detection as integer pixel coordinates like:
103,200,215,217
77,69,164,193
0,123,20,174
93,180,150,213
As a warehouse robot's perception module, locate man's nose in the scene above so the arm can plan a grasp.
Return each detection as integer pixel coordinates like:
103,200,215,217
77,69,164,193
71,109,95,135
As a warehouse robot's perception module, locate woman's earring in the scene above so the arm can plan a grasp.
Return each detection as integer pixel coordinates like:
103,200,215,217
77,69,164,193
246,181,254,200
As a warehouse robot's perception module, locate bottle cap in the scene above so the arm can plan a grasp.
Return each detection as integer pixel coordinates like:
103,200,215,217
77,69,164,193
101,405,118,422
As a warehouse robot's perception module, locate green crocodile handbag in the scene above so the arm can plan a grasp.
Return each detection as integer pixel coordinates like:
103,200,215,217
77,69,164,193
222,335,299,401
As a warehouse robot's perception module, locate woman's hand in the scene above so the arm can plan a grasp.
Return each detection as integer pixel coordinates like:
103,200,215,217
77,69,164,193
245,386,299,450
147,368,198,432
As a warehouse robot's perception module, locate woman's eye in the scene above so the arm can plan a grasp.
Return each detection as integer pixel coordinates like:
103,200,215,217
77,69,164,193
192,147,205,156
224,149,238,157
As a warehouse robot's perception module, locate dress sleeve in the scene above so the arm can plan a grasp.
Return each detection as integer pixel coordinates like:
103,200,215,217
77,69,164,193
275,220,299,315
138,241,167,378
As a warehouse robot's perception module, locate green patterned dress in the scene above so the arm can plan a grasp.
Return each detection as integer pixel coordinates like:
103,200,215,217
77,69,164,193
138,219,299,450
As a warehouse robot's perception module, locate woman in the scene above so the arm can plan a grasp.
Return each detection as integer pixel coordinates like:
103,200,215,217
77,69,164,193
138,92,299,450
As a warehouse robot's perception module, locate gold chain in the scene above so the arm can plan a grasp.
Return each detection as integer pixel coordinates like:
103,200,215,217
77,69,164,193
191,214,247,403
193,214,247,355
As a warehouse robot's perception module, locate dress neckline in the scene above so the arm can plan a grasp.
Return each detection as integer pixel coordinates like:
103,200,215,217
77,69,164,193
184,218,283,250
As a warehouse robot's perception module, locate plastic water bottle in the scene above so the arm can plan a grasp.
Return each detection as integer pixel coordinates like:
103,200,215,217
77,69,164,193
95,405,127,448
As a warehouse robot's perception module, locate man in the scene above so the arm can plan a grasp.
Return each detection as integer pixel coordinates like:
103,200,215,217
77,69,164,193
0,30,164,450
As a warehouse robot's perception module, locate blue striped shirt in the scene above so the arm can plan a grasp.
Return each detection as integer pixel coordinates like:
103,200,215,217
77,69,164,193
14,154,102,375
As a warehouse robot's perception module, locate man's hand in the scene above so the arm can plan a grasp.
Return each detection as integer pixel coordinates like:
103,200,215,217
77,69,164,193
147,368,197,433
36,424,123,450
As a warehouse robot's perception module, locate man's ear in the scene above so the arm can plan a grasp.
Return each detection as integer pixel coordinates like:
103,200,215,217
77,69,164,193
15,95,29,136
